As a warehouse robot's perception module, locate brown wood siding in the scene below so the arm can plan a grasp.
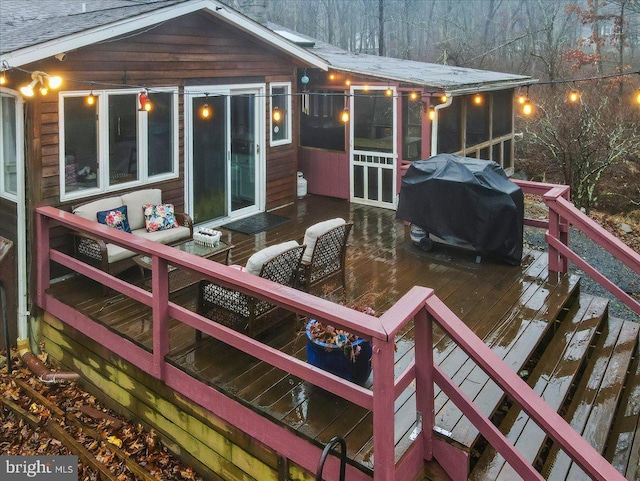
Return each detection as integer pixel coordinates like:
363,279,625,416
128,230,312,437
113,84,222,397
19,10,308,308
0,198,18,349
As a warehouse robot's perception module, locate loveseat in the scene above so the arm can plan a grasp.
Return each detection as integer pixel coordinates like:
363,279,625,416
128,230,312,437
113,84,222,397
72,188,193,276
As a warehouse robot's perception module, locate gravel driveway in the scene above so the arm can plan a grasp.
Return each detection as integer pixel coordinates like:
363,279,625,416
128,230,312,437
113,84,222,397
524,226,640,323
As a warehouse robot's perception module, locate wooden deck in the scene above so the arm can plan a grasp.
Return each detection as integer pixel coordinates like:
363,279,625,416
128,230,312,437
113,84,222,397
45,195,640,479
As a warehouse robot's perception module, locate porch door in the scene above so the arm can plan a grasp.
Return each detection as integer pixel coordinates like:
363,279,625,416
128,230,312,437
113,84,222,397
189,89,262,225
350,87,397,208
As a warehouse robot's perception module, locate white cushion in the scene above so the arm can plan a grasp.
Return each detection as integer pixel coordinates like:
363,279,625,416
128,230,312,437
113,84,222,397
121,189,162,230
73,197,123,221
245,240,299,276
131,226,191,245
302,218,345,264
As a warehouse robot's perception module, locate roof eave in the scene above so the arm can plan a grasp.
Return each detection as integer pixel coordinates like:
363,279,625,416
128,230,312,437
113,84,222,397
324,66,536,94
1,0,328,71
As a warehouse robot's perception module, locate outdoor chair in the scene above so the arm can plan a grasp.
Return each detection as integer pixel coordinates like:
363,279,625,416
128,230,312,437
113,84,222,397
297,218,353,293
196,241,305,339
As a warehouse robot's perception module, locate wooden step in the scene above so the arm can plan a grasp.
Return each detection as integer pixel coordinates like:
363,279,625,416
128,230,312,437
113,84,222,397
542,317,640,480
434,272,581,452
470,294,608,480
604,339,640,479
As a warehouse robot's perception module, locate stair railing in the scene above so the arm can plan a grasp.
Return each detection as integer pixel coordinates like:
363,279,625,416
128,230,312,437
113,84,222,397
316,436,347,481
514,179,640,317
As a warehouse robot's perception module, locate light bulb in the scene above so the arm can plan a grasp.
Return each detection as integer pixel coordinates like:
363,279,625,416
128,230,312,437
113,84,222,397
568,90,580,103
522,100,533,116
329,73,336,81
517,94,527,105
428,107,436,121
340,109,349,123
272,107,281,122
201,104,211,119
86,93,95,106
345,79,351,86
440,94,449,103
386,88,393,96
144,101,152,112
0,73,6,85
39,85,49,95
636,88,640,105
20,80,37,97
474,93,483,105
47,76,62,89
409,92,418,101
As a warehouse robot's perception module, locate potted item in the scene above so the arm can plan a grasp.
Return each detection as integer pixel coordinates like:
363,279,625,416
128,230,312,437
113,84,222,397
305,304,375,385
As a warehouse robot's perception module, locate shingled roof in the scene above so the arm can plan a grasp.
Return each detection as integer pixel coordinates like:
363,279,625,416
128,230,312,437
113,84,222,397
0,0,328,69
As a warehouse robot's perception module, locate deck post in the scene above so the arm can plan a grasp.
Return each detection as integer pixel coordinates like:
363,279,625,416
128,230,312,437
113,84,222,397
372,336,396,480
151,256,170,380
35,212,50,308
545,187,570,273
414,306,434,461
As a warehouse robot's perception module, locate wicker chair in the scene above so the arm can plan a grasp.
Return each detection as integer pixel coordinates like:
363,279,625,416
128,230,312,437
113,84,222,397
196,243,305,339
297,220,353,293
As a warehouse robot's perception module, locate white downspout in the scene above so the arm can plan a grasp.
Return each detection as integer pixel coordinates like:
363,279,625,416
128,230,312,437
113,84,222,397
430,95,453,155
15,95,28,343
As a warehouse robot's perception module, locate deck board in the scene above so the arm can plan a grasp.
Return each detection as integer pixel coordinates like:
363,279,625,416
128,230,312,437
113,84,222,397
46,194,578,475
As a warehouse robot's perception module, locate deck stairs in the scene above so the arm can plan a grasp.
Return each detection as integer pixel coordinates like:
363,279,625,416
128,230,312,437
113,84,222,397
460,282,640,480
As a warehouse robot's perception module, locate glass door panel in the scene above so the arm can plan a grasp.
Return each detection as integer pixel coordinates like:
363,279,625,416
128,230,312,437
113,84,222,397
192,95,227,224
230,94,256,213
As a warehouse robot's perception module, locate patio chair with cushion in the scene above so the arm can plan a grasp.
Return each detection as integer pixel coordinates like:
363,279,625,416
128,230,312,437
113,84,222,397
297,218,353,293
196,241,305,339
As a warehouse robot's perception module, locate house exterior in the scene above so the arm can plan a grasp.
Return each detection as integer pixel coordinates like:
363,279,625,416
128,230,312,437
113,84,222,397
0,0,328,347
0,0,532,367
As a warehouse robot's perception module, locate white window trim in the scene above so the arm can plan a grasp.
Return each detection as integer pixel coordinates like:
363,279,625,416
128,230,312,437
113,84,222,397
269,82,292,147
0,90,22,202
59,88,179,202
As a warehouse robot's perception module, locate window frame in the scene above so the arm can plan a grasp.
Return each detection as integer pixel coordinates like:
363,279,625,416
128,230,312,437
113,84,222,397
59,88,179,202
269,82,292,146
0,91,22,201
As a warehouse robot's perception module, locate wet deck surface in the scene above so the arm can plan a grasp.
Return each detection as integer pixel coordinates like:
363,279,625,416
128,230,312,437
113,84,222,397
48,195,570,473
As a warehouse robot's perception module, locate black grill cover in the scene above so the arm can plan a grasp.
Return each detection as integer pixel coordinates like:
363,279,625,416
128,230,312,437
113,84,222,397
396,154,524,265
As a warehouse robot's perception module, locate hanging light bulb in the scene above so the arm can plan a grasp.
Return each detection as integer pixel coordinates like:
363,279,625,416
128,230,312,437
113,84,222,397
329,73,336,81
20,79,38,97
428,107,436,121
272,106,281,122
568,89,580,103
635,88,640,105
440,93,449,103
409,92,418,101
200,94,211,119
522,99,534,116
340,108,349,123
345,79,351,86
39,85,49,96
47,75,62,89
386,87,393,97
0,72,6,85
86,90,96,106
473,92,483,105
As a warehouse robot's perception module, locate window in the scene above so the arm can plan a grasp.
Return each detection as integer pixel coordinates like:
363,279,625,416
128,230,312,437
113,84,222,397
270,83,291,146
300,90,346,151
0,93,19,199
60,89,178,200
402,95,422,160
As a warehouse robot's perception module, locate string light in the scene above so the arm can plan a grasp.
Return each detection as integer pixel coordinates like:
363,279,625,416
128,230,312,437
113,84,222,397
340,108,349,123
440,93,449,103
138,90,151,111
409,91,418,101
568,87,580,103
636,88,640,105
0,72,6,86
200,93,211,119
473,92,483,105
386,87,393,96
428,107,436,120
272,106,281,122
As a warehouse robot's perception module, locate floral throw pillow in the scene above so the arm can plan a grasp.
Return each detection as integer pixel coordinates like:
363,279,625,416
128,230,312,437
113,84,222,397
143,203,179,232
96,205,131,233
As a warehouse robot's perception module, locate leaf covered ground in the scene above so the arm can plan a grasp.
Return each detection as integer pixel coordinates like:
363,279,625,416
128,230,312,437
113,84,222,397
0,348,204,481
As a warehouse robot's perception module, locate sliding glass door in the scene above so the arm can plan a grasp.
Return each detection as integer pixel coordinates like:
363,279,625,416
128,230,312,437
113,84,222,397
188,87,263,225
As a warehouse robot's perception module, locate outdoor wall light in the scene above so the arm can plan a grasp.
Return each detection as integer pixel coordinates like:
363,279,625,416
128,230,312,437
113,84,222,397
19,71,62,97
20,79,38,97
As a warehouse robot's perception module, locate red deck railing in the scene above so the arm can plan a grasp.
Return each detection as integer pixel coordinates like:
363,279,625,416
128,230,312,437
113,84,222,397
35,192,628,480
515,179,640,317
